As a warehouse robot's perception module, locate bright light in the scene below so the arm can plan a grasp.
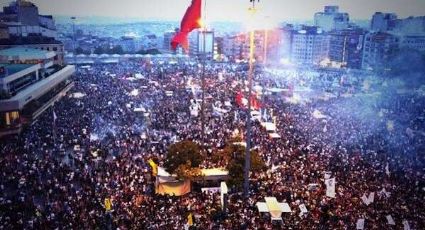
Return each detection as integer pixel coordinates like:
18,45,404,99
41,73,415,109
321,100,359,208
243,6,279,31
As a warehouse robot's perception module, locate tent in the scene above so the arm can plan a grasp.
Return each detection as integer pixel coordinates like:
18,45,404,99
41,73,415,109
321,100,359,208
256,197,292,221
269,133,281,139
156,180,191,196
261,122,277,132
155,167,228,196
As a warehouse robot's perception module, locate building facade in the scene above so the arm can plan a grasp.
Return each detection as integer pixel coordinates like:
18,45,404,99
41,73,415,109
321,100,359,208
290,26,329,66
163,31,176,51
399,35,425,51
0,0,64,65
0,47,75,137
371,12,398,32
328,29,366,69
314,6,350,32
362,32,399,70
189,30,214,60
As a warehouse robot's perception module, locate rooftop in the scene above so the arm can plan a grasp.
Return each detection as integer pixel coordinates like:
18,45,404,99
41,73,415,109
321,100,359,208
0,47,56,60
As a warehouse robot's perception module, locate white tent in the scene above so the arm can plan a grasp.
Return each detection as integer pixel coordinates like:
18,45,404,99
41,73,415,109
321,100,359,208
256,197,291,221
269,133,281,139
261,122,277,132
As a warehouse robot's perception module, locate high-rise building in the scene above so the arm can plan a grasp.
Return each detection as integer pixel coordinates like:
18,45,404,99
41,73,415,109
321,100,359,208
222,34,246,61
0,1,75,137
0,0,64,65
328,29,366,69
290,26,329,66
393,16,425,35
314,6,350,32
370,12,398,32
278,25,294,64
189,30,214,60
163,30,177,52
362,32,399,70
0,47,75,137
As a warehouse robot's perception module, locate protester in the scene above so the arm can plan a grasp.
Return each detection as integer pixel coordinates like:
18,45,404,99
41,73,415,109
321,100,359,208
0,59,423,229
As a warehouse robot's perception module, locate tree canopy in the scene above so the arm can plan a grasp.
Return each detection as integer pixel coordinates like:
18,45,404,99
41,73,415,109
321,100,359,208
164,140,204,179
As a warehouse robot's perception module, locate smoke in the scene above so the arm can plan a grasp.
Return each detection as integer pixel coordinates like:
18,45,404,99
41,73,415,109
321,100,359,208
90,115,118,141
262,48,425,159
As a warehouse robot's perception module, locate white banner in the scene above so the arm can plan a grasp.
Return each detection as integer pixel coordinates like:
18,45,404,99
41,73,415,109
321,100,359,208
356,219,365,230
325,178,336,198
386,215,395,225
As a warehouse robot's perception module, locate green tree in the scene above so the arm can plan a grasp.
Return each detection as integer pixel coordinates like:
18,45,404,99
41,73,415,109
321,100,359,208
164,140,204,179
223,142,266,189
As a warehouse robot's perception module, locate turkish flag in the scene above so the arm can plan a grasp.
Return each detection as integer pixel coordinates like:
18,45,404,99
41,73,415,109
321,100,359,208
171,0,202,51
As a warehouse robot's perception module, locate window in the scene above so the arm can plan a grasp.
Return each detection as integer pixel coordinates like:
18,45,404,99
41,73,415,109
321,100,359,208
2,111,20,127
53,47,57,51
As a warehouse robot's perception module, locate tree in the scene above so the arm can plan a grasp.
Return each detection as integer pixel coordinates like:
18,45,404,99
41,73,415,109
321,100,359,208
164,140,204,179
222,142,266,189
94,46,105,54
109,45,124,54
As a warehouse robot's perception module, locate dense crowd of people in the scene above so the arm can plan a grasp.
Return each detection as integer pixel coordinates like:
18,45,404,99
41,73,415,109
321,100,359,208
0,59,424,229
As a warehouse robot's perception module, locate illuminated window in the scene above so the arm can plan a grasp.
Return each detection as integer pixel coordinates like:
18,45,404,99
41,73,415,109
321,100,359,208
4,111,19,126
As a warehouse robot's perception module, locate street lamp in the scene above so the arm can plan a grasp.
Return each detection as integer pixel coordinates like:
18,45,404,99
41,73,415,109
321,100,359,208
243,0,258,198
71,17,77,66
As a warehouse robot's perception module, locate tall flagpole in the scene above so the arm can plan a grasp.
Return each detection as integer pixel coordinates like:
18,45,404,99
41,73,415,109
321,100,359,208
244,0,257,197
200,0,207,151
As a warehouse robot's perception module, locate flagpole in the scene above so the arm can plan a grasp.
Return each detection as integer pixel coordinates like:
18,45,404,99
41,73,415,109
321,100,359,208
200,0,207,151
244,0,257,197
52,105,57,148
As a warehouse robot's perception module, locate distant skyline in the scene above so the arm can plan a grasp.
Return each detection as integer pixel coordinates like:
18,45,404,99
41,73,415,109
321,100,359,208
1,0,425,23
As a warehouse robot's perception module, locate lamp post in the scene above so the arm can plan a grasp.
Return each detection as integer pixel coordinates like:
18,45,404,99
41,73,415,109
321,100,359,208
71,17,77,66
243,0,257,197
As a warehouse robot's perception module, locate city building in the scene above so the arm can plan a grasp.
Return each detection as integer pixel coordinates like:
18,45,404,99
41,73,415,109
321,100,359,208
393,16,425,35
277,25,294,64
290,26,329,66
189,30,214,60
399,34,425,51
0,47,75,137
222,33,247,61
314,6,350,32
213,36,224,60
220,29,280,64
0,0,57,38
0,0,64,65
142,34,159,51
0,35,65,65
163,30,176,51
362,32,399,70
117,35,143,53
370,12,398,32
328,29,366,69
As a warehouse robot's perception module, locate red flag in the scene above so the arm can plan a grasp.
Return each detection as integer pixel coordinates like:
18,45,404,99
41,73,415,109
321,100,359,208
235,91,261,110
171,0,202,51
250,94,261,110
235,91,244,107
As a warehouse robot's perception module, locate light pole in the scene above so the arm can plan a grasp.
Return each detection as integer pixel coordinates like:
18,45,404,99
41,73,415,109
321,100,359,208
243,0,257,197
71,17,77,66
